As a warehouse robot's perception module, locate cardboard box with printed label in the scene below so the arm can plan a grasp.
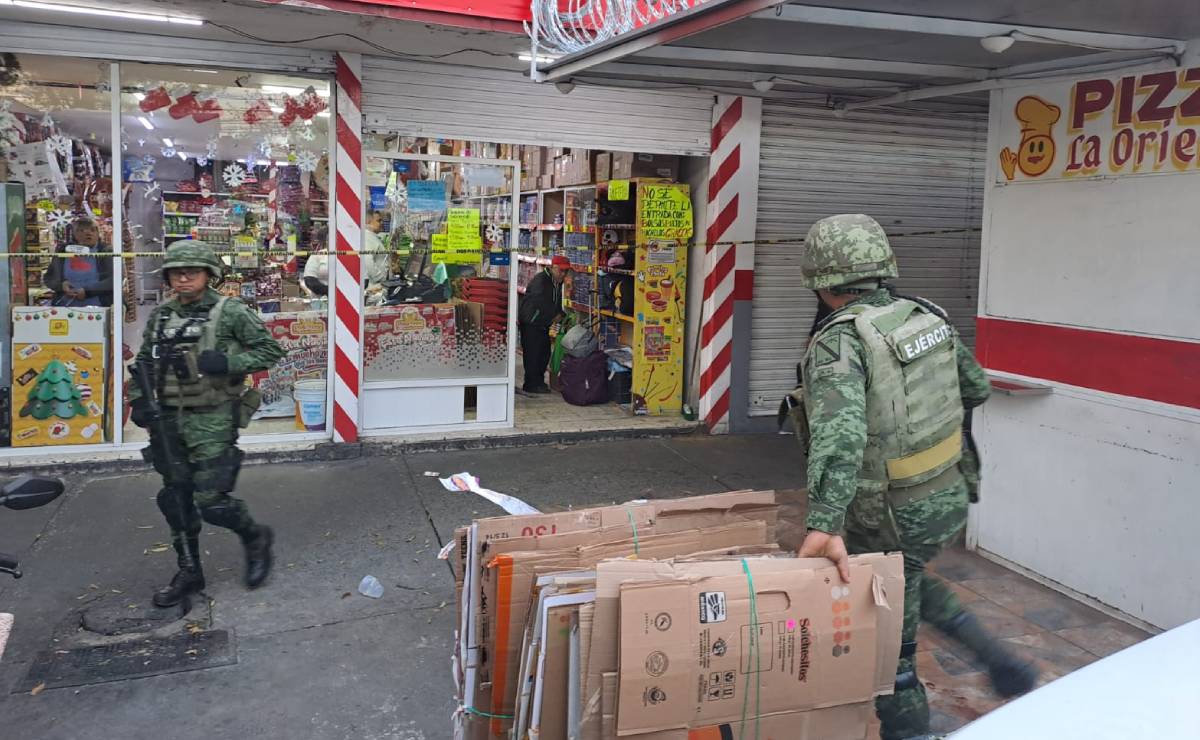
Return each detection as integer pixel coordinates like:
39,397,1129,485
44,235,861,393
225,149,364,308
616,554,904,737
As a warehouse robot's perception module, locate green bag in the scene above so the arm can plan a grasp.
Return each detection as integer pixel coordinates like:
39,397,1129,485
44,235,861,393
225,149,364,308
549,314,575,375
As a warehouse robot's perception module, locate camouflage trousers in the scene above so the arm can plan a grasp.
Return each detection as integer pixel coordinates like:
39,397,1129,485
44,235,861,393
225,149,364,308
845,476,970,740
146,403,256,551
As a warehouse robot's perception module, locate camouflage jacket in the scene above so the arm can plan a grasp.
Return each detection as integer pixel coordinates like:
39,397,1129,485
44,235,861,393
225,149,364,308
131,288,285,400
803,289,990,533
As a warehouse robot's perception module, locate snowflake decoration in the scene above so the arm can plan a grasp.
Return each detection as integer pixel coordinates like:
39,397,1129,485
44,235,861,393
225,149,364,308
47,134,72,156
144,182,161,200
196,156,209,167
41,112,55,128
295,124,316,142
295,150,319,172
45,209,73,228
257,139,273,159
205,137,219,158
485,224,502,245
222,163,248,188
161,146,177,158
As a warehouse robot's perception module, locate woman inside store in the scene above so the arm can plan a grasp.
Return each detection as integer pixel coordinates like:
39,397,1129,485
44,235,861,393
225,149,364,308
44,216,114,307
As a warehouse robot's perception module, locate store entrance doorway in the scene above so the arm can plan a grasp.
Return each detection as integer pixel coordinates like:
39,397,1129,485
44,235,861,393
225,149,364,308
359,151,519,434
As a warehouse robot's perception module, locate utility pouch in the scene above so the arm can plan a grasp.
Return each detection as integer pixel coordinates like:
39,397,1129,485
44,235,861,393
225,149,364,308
237,389,262,428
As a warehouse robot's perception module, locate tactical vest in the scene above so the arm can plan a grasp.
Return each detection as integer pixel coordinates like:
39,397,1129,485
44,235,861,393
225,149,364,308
803,298,964,494
155,296,246,408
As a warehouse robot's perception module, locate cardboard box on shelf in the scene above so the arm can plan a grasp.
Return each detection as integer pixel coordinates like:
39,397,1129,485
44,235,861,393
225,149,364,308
595,152,612,182
612,152,680,180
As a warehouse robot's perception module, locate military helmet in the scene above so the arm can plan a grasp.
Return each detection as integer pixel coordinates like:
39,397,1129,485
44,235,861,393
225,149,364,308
162,240,223,280
800,214,898,290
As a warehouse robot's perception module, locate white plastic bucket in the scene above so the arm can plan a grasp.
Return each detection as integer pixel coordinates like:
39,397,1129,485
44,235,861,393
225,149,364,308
293,378,327,432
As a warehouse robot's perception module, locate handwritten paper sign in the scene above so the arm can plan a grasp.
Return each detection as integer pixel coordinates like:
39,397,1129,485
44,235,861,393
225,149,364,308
638,183,692,240
608,179,630,201
434,208,483,265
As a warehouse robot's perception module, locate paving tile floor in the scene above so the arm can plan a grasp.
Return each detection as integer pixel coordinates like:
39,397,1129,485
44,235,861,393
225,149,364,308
773,489,1153,736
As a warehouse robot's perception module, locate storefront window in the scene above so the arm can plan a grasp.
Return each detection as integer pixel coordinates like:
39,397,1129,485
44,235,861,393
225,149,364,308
117,64,331,439
362,155,515,382
1,53,116,448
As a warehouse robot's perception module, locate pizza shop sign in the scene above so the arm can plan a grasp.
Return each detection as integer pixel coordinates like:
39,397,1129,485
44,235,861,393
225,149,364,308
996,65,1200,182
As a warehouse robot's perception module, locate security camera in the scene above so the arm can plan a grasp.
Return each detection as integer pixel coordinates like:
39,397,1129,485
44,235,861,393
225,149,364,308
980,35,1015,54
555,81,576,95
752,79,775,93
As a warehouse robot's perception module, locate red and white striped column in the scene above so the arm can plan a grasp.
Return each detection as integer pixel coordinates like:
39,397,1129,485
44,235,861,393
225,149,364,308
332,52,363,443
699,95,762,434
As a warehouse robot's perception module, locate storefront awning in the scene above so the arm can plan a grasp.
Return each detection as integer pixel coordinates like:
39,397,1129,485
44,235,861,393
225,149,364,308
528,1,1194,108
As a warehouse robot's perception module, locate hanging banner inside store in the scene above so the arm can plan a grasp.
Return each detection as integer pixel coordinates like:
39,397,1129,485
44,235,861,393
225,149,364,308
996,65,1200,183
638,183,693,240
407,180,447,213
369,186,388,211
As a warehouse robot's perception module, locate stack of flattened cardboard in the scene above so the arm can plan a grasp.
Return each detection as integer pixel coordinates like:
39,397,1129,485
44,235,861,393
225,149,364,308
448,490,904,740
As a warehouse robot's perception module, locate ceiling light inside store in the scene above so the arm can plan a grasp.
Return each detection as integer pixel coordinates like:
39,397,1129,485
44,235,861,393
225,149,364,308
177,152,187,160
133,92,145,101
161,138,173,147
980,34,1015,53
137,116,155,130
3,1,204,25
518,53,559,64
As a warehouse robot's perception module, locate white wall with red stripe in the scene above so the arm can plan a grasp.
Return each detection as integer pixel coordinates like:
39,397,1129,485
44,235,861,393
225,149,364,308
970,72,1200,630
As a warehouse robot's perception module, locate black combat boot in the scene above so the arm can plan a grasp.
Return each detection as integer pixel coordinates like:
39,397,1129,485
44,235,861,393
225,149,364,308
153,536,205,608
242,525,274,589
943,611,1040,697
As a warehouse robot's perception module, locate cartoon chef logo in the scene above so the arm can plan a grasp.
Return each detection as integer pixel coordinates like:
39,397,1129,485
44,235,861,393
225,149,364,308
1000,96,1062,180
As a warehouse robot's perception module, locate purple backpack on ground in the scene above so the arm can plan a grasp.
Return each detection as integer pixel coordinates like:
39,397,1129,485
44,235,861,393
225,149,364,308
559,350,610,406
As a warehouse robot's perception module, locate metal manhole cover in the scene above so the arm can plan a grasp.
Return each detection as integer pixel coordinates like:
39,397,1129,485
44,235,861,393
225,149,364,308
17,630,236,692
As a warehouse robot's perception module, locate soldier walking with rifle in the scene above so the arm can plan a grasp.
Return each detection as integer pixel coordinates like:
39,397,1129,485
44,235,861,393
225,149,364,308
128,241,285,607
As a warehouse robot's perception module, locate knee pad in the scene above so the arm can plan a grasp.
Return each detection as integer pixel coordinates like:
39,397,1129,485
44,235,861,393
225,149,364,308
156,486,198,533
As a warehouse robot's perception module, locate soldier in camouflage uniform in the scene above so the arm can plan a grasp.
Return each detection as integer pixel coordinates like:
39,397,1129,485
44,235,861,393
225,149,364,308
129,241,285,607
793,215,1037,740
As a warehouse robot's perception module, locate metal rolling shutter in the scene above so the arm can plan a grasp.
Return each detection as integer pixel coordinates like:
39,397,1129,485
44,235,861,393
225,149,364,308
748,101,986,416
361,57,713,156
0,21,333,72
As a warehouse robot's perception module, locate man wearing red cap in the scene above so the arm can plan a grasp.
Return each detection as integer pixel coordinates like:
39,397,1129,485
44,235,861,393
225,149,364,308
518,255,571,393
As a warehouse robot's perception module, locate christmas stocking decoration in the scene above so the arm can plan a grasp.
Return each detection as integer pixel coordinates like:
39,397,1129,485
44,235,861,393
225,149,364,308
243,99,273,125
139,86,172,113
168,92,199,120
192,97,223,124
278,96,300,128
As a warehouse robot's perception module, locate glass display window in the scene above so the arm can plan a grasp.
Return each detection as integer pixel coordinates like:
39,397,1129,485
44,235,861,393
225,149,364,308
117,64,332,441
1,53,116,448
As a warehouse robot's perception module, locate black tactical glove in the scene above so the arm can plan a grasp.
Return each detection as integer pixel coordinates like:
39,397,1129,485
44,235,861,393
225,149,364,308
129,396,153,428
197,350,230,376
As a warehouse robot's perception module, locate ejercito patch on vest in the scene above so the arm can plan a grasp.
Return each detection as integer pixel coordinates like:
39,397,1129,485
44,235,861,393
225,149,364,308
892,321,952,363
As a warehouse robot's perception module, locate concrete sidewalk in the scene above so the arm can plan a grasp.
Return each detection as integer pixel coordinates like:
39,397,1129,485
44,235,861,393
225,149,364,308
0,434,1147,739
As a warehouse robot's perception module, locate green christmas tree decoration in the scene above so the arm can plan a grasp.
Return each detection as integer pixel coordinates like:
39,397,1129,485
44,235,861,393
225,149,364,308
19,359,87,420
